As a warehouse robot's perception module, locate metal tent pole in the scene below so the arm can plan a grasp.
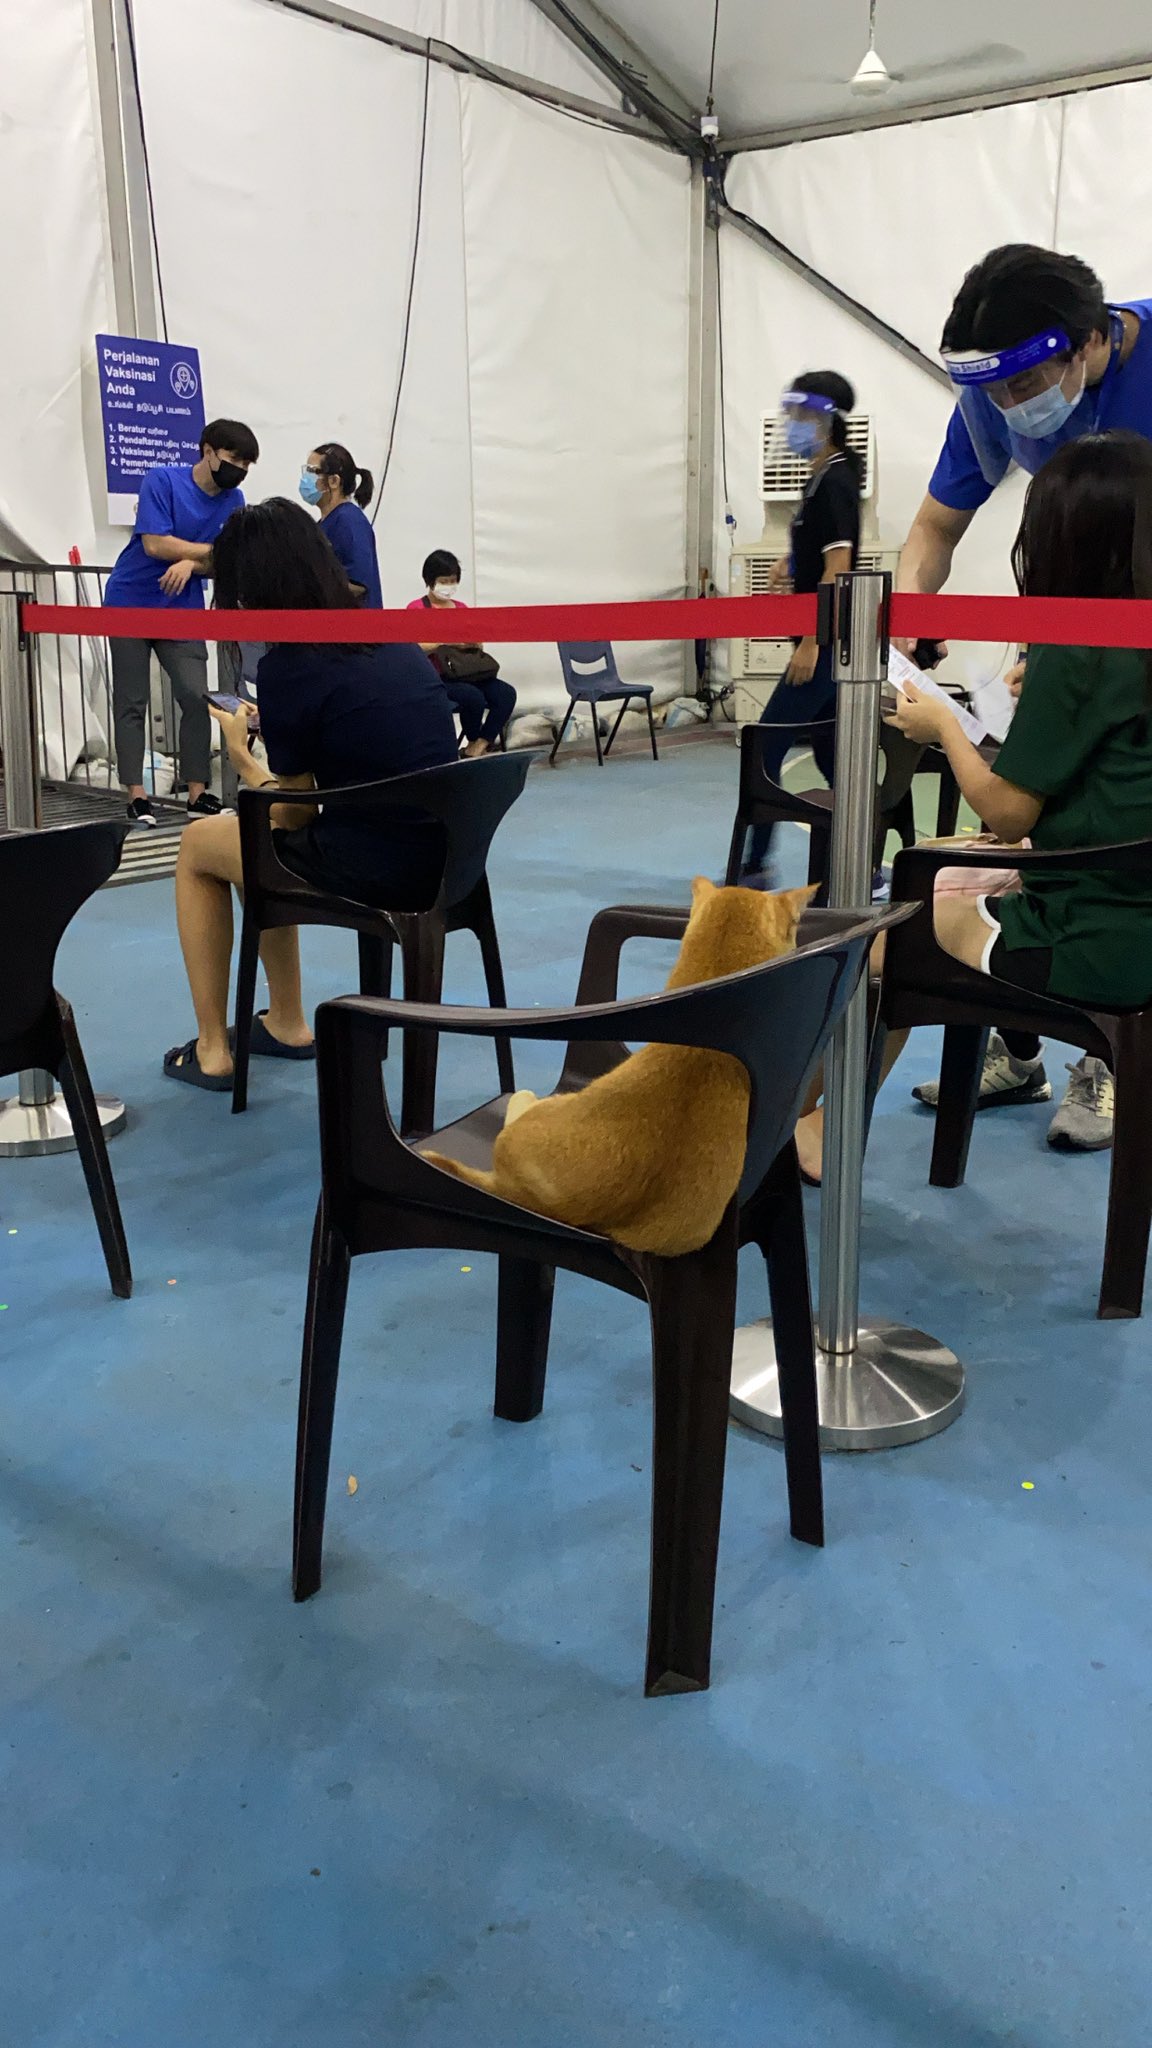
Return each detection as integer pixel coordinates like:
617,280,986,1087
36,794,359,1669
730,571,965,1449
0,593,126,1158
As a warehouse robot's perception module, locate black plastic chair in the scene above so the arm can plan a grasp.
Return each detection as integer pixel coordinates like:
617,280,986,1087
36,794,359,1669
723,719,925,895
880,838,1152,1319
0,820,131,1298
233,753,531,1134
293,900,898,1695
550,642,659,764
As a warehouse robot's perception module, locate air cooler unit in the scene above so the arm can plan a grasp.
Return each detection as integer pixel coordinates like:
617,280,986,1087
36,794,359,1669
729,410,899,723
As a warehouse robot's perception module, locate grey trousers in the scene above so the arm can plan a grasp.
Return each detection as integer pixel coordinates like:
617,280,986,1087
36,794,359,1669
110,636,211,789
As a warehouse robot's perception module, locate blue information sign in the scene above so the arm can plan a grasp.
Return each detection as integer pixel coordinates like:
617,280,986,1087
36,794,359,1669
96,333,206,523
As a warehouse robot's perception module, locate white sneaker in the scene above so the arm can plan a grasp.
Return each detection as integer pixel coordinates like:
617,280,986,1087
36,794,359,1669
1047,1056,1115,1151
912,1031,1052,1111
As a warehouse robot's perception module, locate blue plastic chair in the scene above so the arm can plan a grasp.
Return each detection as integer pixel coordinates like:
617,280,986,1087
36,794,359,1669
551,641,659,765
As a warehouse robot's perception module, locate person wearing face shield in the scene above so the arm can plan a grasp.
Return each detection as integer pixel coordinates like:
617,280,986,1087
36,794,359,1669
741,370,863,883
105,417,259,827
898,244,1152,1148
407,548,516,756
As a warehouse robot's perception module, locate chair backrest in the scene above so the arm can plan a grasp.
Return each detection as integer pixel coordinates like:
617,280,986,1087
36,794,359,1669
0,820,126,1045
557,642,621,697
248,752,532,912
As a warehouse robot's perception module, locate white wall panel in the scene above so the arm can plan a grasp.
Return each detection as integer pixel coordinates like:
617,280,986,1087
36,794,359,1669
459,79,691,708
726,103,1062,363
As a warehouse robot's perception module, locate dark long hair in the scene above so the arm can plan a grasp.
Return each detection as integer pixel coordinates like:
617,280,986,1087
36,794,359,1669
212,498,358,611
789,368,864,489
312,441,374,508
1011,431,1152,703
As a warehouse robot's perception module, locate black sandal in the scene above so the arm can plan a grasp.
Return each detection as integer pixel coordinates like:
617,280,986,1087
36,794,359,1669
249,1013,315,1062
163,1039,232,1092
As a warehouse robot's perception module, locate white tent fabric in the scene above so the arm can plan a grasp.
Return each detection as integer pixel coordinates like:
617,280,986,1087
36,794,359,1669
337,0,617,104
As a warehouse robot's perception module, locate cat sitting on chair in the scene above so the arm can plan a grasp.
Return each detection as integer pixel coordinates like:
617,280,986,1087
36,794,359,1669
424,877,816,1257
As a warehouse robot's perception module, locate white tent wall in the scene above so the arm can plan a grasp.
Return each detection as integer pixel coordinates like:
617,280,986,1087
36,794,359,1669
459,81,690,709
121,0,691,718
328,0,617,105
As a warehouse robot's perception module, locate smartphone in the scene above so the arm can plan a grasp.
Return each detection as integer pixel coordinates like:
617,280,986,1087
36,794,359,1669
208,690,259,727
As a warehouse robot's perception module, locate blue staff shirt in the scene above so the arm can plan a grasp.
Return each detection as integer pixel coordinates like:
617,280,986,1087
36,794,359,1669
320,499,383,608
104,465,244,609
929,298,1152,511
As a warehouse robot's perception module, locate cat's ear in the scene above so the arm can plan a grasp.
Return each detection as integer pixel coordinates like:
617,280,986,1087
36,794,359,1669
690,875,717,908
779,884,820,918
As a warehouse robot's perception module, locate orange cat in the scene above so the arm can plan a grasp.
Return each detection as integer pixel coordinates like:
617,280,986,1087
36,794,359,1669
424,877,816,1256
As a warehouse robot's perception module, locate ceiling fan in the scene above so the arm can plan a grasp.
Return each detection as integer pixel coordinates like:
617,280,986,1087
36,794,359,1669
846,0,1022,96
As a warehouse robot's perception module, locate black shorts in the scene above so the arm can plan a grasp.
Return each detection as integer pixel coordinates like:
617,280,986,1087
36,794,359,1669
976,896,1053,996
272,823,444,912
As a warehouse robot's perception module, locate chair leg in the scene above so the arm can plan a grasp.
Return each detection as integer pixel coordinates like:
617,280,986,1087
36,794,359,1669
724,810,748,887
472,882,516,1098
641,1213,739,1697
935,758,961,838
759,1145,823,1547
1098,1021,1152,1319
549,702,575,764
928,1025,989,1188
293,1198,352,1600
398,916,447,1140
645,696,659,762
592,700,605,766
494,1256,555,1420
55,1009,132,1300
603,698,630,756
358,931,394,1059
230,907,262,1116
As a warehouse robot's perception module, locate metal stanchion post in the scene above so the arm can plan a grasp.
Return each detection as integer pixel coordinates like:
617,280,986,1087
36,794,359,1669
730,571,965,1449
0,591,126,1157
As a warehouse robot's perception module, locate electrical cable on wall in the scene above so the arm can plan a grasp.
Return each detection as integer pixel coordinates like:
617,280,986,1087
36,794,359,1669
121,0,169,341
370,39,432,524
706,0,721,114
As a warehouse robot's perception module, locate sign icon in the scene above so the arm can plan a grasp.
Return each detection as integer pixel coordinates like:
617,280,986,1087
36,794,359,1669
170,360,199,398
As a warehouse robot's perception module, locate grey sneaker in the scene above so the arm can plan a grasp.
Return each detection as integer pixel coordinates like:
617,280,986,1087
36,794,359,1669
1047,1056,1115,1151
912,1031,1051,1111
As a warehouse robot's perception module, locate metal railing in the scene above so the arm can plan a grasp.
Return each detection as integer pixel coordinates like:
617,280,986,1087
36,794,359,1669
0,558,241,880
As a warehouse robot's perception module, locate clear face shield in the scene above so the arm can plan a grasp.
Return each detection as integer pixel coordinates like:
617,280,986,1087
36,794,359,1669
773,388,837,464
941,326,1088,481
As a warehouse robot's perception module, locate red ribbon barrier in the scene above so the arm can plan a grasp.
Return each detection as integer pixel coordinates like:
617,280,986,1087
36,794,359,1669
20,592,1152,649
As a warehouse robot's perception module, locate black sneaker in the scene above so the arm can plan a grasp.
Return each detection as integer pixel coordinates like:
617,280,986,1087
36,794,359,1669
186,790,228,818
127,797,157,829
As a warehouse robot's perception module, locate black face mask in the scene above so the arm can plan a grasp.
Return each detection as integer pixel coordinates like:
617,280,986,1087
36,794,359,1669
209,457,247,492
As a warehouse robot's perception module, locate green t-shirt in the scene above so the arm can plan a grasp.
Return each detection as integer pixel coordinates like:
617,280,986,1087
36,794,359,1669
994,644,1152,1006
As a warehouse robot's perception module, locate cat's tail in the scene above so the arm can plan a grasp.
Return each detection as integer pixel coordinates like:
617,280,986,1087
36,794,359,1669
421,1151,501,1193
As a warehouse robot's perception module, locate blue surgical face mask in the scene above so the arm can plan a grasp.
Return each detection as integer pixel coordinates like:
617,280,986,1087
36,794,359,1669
785,419,824,461
299,470,323,506
997,365,1085,440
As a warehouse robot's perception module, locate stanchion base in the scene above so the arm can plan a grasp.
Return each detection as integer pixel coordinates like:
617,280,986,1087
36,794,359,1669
0,1095,126,1158
730,1315,965,1451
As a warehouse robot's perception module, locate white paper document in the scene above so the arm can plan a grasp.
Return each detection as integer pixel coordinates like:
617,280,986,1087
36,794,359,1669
887,645,988,745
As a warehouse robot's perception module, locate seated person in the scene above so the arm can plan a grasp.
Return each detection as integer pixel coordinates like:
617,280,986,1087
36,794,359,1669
164,498,458,1090
798,430,1152,1180
408,548,516,756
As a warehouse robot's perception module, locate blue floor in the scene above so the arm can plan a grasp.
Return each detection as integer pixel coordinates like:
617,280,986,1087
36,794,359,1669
4,740,1149,2046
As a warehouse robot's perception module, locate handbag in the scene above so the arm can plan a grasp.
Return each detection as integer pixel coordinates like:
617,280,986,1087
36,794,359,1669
432,644,500,684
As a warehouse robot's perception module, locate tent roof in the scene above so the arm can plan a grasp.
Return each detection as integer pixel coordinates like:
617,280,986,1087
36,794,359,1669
592,0,1152,140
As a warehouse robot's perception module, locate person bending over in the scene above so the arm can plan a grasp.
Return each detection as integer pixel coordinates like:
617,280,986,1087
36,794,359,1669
408,548,516,756
299,442,382,605
105,418,259,827
795,431,1152,1179
742,372,862,884
164,499,458,1091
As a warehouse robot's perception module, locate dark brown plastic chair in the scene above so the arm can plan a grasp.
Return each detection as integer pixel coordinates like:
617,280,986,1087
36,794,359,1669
232,753,531,1134
724,720,927,896
880,838,1152,1320
293,900,899,1695
0,820,131,1298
